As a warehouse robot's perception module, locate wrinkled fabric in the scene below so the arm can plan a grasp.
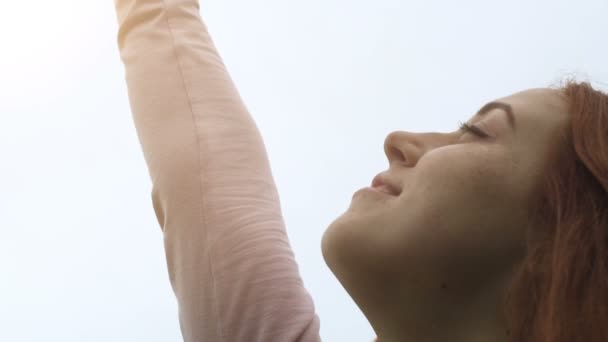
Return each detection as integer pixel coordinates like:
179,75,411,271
113,1,321,341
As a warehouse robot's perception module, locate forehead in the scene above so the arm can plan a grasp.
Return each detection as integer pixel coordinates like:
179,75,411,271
498,88,569,126
495,88,571,163
497,88,569,131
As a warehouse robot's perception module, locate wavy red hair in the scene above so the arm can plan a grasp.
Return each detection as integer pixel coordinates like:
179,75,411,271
502,79,608,342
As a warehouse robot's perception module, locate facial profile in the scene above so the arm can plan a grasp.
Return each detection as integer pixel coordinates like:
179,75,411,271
321,87,570,341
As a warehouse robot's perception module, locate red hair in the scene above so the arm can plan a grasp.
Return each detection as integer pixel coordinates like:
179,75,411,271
374,79,608,342
503,79,608,342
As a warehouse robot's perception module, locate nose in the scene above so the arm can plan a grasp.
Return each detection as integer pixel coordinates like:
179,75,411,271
383,130,423,167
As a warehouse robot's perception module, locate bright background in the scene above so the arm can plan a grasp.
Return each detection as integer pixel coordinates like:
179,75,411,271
1,1,606,341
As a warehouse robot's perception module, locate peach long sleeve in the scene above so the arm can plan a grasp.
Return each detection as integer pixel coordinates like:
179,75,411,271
112,1,321,341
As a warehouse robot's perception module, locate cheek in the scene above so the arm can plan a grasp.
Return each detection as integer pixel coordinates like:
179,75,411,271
417,146,511,199
397,147,522,236
416,147,526,237
385,152,524,277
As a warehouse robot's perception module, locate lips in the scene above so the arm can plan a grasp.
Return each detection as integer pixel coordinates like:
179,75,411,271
371,173,402,196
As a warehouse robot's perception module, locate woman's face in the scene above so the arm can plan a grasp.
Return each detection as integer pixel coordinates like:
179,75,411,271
321,88,570,339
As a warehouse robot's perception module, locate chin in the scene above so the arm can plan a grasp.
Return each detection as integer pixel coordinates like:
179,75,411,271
322,216,373,271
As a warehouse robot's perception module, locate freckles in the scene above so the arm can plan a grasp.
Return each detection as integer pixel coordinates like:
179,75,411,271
470,157,507,188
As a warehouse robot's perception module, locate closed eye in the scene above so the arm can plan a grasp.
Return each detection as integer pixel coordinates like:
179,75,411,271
457,120,490,138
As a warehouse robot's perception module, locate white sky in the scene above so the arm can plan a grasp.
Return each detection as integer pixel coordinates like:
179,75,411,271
1,1,606,341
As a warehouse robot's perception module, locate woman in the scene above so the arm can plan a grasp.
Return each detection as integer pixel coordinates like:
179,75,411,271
113,1,608,341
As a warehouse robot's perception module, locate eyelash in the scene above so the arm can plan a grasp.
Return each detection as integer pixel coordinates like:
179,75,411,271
457,120,490,138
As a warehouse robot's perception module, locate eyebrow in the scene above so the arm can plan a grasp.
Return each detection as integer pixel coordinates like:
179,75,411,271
475,101,517,132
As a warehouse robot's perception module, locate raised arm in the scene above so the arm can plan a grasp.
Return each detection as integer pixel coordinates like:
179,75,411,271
113,1,321,341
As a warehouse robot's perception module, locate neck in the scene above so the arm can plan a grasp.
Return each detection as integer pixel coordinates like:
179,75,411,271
358,271,513,342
